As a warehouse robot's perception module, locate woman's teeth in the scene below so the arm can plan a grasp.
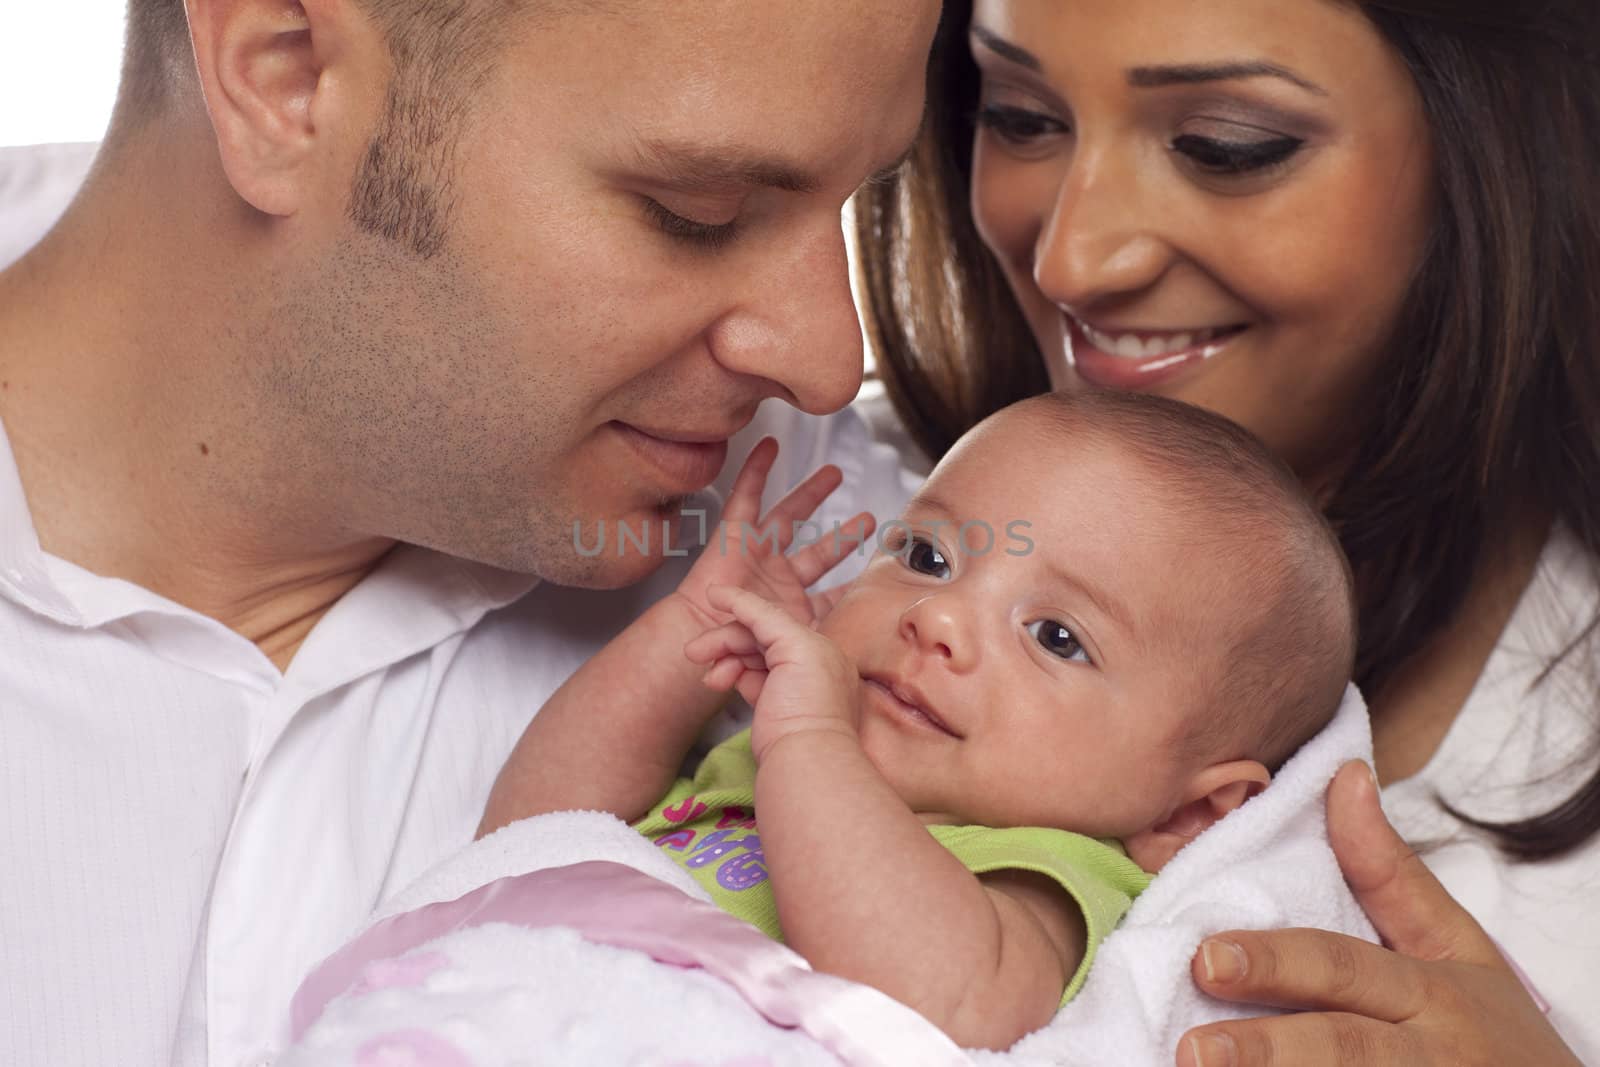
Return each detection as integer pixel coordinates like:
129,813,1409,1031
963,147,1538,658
1081,323,1227,359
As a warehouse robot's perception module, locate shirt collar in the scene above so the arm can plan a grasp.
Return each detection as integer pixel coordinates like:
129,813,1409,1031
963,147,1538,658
0,415,82,624
285,545,537,700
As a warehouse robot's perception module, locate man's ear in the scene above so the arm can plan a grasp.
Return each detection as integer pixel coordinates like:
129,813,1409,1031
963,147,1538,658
1123,760,1271,873
186,0,385,216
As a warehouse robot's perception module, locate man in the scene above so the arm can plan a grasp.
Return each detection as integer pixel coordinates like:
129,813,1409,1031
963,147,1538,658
0,1,936,1063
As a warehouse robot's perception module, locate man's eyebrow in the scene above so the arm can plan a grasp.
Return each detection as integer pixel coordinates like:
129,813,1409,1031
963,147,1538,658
1128,61,1328,96
630,138,820,194
970,25,1041,72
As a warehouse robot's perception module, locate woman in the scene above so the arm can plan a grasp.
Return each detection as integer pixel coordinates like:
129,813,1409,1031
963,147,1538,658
857,1,1600,1063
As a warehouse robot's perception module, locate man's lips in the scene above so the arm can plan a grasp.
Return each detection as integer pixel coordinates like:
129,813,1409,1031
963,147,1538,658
862,673,962,738
611,421,732,493
625,423,744,446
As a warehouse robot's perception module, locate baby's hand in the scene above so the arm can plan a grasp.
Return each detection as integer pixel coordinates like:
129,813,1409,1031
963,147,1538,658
685,585,860,762
672,438,874,634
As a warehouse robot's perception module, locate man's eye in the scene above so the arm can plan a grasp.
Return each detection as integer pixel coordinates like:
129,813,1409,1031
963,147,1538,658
1171,134,1303,176
975,104,1069,146
1027,619,1089,663
642,199,740,250
904,537,951,578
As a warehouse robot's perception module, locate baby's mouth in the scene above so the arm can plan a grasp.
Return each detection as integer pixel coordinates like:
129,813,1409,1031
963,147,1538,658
862,674,962,739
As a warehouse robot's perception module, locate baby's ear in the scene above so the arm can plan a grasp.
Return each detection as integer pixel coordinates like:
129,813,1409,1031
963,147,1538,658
1122,760,1271,873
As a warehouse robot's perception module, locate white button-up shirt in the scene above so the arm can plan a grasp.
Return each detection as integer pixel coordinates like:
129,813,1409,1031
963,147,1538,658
0,399,921,1067
0,141,925,1067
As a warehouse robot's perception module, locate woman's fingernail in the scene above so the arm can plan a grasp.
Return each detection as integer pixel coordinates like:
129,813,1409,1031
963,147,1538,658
1201,938,1248,983
1187,1033,1237,1067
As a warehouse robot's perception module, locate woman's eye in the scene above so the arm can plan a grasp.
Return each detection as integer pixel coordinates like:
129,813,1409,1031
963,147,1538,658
975,104,1069,146
643,198,740,251
1171,133,1303,176
904,537,952,578
1028,619,1089,663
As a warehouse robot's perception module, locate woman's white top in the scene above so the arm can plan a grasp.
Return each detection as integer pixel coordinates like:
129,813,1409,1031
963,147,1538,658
1384,524,1600,1062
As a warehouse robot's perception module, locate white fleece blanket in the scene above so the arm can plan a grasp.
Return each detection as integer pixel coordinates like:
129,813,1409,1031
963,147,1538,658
282,687,1375,1067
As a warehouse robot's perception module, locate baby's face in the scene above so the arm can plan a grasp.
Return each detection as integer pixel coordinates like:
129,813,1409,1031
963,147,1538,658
819,414,1229,838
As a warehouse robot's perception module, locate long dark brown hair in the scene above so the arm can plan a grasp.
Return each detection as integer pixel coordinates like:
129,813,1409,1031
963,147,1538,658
856,0,1600,859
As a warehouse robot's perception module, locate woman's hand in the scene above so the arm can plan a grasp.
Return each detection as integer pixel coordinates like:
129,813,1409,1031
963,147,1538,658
1178,761,1582,1067
673,437,874,632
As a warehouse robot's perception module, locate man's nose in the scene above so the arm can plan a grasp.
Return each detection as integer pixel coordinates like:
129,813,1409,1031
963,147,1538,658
898,592,977,673
1032,146,1173,311
705,216,865,417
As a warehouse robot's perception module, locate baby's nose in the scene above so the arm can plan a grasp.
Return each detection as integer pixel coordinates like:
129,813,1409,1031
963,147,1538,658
898,594,975,671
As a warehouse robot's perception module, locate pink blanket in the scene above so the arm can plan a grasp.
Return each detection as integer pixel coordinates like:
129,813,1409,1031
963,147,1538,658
286,859,968,1066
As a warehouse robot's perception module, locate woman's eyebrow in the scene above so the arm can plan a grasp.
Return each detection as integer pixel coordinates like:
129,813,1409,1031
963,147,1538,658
970,25,1041,72
1128,61,1328,96
971,25,1327,99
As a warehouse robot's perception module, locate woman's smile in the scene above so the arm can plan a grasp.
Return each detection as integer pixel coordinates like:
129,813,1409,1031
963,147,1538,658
1064,314,1249,390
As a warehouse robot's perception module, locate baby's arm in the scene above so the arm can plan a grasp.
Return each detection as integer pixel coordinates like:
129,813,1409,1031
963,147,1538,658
689,587,1087,1051
761,734,1085,1049
478,593,724,835
479,440,873,836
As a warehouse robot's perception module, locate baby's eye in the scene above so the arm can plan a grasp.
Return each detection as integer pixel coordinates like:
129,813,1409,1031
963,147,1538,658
904,537,951,579
1028,619,1089,663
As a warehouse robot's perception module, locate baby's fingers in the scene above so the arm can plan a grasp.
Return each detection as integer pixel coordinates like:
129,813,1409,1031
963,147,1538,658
790,511,876,588
701,655,754,692
757,464,845,552
720,438,780,527
705,585,809,652
734,669,769,707
684,620,762,666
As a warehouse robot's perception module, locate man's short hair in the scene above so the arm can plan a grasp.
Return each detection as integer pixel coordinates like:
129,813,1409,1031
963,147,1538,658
119,0,194,122
120,1,516,120
117,0,528,256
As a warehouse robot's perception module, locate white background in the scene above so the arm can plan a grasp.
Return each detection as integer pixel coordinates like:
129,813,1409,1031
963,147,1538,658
1,2,127,147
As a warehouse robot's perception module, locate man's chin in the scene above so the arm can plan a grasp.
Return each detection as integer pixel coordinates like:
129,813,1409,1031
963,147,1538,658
525,501,698,589
533,546,674,591
430,495,701,589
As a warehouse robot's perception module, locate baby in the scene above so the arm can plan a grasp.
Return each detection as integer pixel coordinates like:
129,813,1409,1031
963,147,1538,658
480,390,1356,1051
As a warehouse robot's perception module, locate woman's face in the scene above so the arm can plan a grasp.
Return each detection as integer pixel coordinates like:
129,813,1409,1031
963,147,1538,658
968,0,1433,479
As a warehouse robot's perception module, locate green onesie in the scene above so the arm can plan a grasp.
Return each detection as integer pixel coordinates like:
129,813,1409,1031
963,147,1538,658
633,729,1153,1005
